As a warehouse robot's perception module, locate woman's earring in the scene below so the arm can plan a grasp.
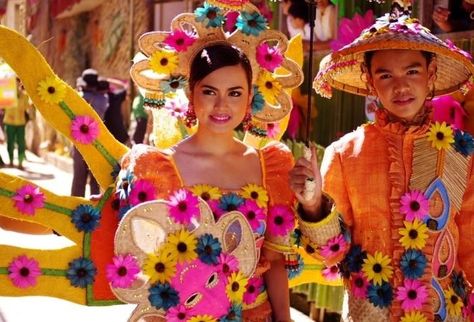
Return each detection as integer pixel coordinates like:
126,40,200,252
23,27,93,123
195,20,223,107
185,104,197,128
242,111,253,131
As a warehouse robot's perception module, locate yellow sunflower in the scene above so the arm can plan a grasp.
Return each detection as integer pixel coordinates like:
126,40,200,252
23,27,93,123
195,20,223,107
164,229,197,263
399,219,429,250
143,249,177,283
400,311,427,322
256,72,282,106
361,251,393,286
37,76,66,104
226,271,248,303
149,49,179,75
427,122,454,150
445,286,463,316
187,315,217,322
241,184,268,208
190,184,222,201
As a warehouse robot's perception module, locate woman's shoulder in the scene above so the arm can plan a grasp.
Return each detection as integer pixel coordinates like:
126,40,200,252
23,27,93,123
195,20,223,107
121,144,175,173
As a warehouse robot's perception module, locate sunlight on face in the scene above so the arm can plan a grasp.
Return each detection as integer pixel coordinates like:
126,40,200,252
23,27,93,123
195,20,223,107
192,65,251,135
367,49,437,121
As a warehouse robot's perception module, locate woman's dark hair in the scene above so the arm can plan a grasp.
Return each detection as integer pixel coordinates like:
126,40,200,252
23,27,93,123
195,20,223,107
189,44,252,92
288,2,310,23
363,50,435,74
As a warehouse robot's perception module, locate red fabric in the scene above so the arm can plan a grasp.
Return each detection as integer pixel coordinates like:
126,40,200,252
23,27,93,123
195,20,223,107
0,0,7,16
50,0,81,17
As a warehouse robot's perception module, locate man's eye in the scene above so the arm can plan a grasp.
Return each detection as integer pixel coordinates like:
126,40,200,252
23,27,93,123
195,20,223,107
380,74,391,80
407,69,419,75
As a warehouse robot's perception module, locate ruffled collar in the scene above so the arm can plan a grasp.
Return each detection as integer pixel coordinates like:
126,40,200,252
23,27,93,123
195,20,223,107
374,102,433,135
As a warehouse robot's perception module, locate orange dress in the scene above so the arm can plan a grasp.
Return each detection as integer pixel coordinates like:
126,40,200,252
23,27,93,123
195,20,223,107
299,108,474,322
119,142,297,321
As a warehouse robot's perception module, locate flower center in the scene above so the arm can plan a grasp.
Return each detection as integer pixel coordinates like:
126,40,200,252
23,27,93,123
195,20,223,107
77,268,87,278
161,290,170,300
176,38,184,46
265,81,273,89
178,201,187,212
274,216,284,225
227,312,236,319
408,290,417,299
410,200,420,211
206,10,217,20
436,132,444,141
178,312,186,320
138,191,148,201
111,198,120,210
248,19,257,27
204,245,213,255
451,295,458,304
117,266,127,276
330,244,340,252
155,262,165,273
170,81,180,89
122,181,129,190
160,58,168,66
409,229,418,239
232,281,240,292
201,192,210,201
354,277,364,288
248,285,255,293
377,288,384,297
265,53,273,62
223,263,230,273
247,211,256,220
408,259,418,269
81,212,92,223
331,266,339,273
250,191,259,199
23,194,33,203
227,204,237,211
373,263,382,273
20,267,30,277
177,242,187,253
47,86,56,94
305,245,315,254
80,124,89,134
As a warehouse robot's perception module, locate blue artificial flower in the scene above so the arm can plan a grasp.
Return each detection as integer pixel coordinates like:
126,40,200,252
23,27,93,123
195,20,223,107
116,169,134,200
236,11,267,37
118,204,132,220
451,270,468,300
219,193,244,212
197,233,222,265
251,86,265,114
367,281,393,308
148,282,180,310
220,303,243,322
287,254,304,279
454,130,474,156
160,76,187,94
66,257,97,288
400,249,427,279
194,3,224,28
71,204,101,232
110,162,121,181
343,245,367,273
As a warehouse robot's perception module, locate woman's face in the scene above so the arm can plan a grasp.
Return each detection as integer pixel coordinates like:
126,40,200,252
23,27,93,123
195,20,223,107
192,65,251,134
316,0,329,8
367,49,437,121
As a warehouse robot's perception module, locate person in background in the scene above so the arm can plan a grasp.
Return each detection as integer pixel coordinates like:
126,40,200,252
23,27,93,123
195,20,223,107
287,1,311,40
98,77,130,145
432,0,474,33
71,69,108,197
314,0,337,44
131,92,149,145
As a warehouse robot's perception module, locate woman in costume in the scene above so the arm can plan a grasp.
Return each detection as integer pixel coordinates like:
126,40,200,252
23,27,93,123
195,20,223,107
291,3,474,321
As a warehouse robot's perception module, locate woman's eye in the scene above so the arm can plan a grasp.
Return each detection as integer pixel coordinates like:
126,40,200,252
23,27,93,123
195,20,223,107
229,91,242,97
206,272,219,288
202,89,216,95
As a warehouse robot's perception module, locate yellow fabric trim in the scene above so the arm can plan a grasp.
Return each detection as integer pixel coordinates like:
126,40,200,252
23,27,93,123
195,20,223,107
262,240,293,253
298,206,339,229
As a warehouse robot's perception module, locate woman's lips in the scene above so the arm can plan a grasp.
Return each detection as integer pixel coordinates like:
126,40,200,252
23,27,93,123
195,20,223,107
209,114,231,123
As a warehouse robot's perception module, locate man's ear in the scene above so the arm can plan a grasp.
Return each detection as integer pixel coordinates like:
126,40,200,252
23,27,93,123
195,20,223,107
361,64,375,96
427,59,438,89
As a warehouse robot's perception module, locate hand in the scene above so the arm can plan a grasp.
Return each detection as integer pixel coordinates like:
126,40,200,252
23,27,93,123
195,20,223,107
432,7,452,32
289,144,322,217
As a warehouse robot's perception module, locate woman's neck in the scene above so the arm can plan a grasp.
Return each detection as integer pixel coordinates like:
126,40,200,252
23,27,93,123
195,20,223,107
189,129,240,156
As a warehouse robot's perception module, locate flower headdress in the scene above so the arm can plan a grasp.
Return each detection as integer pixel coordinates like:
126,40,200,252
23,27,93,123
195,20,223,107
130,1,303,128
314,6,474,98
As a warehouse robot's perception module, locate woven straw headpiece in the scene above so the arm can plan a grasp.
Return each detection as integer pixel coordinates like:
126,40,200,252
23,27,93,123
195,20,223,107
130,1,303,124
313,14,474,98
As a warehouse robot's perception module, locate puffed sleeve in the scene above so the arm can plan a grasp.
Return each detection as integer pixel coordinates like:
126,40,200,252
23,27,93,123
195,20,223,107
260,141,296,254
455,157,474,284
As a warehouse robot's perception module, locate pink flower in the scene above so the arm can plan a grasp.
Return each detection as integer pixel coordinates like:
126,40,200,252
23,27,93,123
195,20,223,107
243,277,264,305
167,189,200,224
256,43,283,72
237,199,265,232
331,11,375,51
224,11,239,33
164,95,189,118
166,304,190,321
351,272,369,299
106,254,140,288
129,179,157,206
400,190,429,221
208,198,225,220
217,253,239,276
322,265,340,281
8,255,41,288
267,205,295,236
164,29,196,52
446,39,473,60
396,279,428,311
320,234,348,259
12,184,45,215
71,115,99,144
462,293,474,321
266,123,279,139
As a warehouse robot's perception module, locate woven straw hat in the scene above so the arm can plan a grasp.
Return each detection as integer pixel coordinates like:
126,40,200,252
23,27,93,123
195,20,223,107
314,14,474,98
